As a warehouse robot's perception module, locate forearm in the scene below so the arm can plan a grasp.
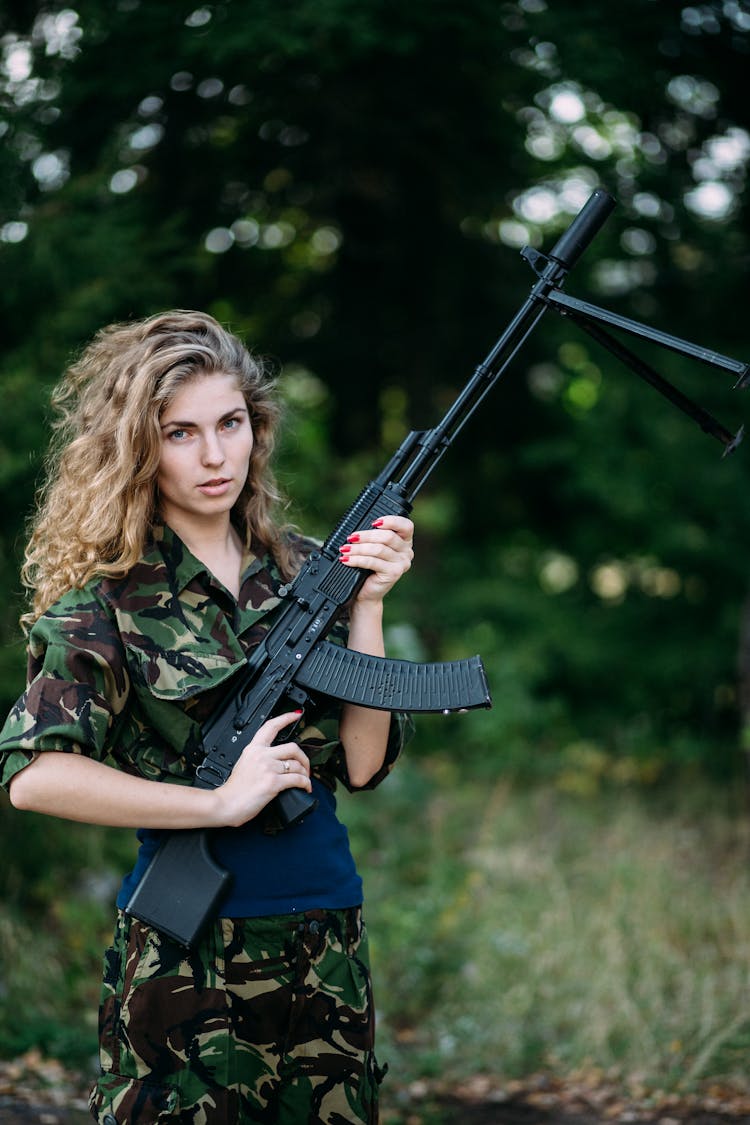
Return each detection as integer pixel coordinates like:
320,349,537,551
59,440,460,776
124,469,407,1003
339,600,392,786
9,709,312,830
8,751,220,828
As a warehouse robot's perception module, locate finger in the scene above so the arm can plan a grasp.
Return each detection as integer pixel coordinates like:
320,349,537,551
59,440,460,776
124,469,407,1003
340,536,413,563
338,517,413,548
353,560,411,581
344,526,412,548
277,760,310,783
259,710,304,740
371,515,414,539
274,749,312,790
274,743,311,772
339,547,412,574
278,771,313,792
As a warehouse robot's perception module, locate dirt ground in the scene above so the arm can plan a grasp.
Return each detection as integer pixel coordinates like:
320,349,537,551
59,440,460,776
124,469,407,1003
1,1097,749,1123
2,1056,750,1124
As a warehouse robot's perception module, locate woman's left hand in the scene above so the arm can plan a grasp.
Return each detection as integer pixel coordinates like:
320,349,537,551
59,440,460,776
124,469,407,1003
337,515,414,783
338,514,414,603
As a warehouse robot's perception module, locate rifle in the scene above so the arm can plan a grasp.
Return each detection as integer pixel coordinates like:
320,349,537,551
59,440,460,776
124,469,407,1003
127,188,748,947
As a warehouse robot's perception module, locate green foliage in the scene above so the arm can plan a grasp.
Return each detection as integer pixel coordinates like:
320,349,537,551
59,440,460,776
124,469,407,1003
3,0,750,1101
0,806,136,1065
5,768,750,1090
342,765,750,1091
1,0,750,770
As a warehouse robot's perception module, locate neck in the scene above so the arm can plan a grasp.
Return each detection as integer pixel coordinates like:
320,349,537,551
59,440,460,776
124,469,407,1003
162,512,245,597
164,511,235,555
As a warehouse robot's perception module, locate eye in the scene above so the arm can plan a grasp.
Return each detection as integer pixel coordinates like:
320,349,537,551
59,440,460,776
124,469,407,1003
166,428,189,442
221,415,242,431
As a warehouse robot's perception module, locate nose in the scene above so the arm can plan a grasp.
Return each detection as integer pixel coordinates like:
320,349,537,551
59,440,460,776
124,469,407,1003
201,430,225,466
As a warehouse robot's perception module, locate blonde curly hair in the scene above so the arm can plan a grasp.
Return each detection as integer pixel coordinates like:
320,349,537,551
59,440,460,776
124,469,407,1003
22,309,297,628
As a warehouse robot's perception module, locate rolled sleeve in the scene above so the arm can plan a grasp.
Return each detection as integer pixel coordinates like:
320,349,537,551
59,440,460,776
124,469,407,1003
0,593,130,793
302,704,413,793
338,709,414,792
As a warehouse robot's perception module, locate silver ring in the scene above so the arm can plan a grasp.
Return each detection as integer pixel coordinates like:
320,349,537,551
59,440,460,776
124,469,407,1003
283,760,290,773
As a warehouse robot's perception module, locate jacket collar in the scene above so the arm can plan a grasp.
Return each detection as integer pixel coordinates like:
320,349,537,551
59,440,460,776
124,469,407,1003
147,521,272,597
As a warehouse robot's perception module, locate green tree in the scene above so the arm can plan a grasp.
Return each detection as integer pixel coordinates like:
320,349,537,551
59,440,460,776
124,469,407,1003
0,0,749,775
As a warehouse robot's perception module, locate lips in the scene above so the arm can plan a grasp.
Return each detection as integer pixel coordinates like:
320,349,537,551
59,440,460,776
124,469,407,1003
197,478,232,495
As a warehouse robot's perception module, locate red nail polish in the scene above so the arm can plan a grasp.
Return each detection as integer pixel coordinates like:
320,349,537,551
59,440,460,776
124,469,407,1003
339,544,351,553
347,534,360,542
372,518,384,527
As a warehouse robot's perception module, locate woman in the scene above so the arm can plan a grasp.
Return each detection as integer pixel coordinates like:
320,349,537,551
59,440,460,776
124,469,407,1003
0,310,414,1124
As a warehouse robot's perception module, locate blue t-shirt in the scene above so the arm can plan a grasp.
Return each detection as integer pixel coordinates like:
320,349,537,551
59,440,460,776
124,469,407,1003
117,777,362,917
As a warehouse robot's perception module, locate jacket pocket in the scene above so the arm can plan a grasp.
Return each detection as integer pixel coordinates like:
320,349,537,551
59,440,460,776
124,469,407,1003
123,638,241,701
89,1072,180,1123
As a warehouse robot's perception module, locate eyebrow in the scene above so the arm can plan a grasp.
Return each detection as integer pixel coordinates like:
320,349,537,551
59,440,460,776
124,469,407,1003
160,406,249,430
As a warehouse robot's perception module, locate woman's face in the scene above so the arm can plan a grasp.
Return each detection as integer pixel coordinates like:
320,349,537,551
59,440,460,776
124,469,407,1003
156,372,254,530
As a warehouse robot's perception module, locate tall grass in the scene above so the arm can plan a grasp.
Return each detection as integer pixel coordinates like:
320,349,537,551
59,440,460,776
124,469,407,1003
2,759,750,1099
341,758,750,1094
0,813,134,1066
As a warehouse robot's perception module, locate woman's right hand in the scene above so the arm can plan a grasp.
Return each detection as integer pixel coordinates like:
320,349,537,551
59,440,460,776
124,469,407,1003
211,710,312,828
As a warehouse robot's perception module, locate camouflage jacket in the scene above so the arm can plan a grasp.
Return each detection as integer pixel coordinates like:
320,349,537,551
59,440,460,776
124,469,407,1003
0,523,409,797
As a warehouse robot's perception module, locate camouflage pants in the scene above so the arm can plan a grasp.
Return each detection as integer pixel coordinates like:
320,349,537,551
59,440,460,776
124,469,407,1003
89,907,385,1124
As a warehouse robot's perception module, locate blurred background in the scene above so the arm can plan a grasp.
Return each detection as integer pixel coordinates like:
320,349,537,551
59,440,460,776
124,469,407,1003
1,1,750,1119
